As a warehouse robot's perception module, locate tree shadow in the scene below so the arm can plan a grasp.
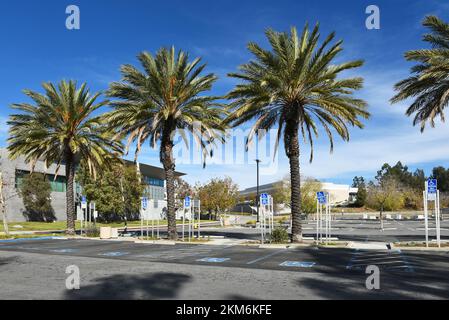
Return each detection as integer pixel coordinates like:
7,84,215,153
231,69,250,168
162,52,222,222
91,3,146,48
295,249,449,299
22,209,56,222
0,256,19,267
65,272,192,300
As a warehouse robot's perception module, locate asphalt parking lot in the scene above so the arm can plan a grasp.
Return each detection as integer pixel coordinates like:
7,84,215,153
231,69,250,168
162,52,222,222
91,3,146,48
194,218,449,243
0,236,448,277
1,219,449,299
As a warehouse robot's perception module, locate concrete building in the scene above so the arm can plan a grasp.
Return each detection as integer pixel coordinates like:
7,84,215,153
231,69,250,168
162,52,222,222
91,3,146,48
235,180,358,214
0,148,184,222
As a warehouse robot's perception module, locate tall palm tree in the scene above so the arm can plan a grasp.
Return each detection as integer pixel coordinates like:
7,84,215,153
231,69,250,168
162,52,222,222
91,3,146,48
106,47,226,240
7,80,122,234
226,24,369,242
391,16,449,131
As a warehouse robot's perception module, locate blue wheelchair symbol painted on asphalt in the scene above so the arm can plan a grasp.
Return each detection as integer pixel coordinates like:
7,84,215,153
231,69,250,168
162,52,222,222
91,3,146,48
280,261,316,268
197,257,230,263
99,252,129,257
50,249,77,253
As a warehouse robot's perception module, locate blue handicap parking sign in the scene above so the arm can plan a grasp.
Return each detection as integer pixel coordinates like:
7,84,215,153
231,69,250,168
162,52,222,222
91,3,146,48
184,196,191,208
316,191,326,204
81,196,87,204
427,179,437,194
141,197,148,210
260,193,269,205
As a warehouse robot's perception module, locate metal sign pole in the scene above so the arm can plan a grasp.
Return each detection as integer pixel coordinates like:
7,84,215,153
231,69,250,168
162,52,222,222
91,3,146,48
146,215,149,240
182,209,185,241
189,206,192,242
319,202,323,242
157,214,160,239
316,199,319,242
423,190,428,247
198,200,201,239
424,182,429,248
152,217,154,238
326,193,329,244
327,193,332,240
436,190,441,248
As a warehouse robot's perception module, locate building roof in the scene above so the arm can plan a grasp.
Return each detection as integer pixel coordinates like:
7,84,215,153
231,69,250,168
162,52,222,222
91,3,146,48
1,148,185,180
124,159,185,180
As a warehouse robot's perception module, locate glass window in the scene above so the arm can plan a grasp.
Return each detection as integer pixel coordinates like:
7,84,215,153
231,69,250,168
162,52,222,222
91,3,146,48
15,170,66,193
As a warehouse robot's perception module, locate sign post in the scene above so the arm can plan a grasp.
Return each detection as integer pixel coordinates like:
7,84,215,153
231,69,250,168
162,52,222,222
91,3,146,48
76,205,84,236
141,197,148,240
423,179,441,248
81,196,87,236
316,192,331,244
184,196,191,242
260,193,269,244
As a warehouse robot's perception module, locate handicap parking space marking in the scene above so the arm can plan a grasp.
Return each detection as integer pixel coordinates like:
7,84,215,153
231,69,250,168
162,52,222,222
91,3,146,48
346,249,415,273
197,257,230,263
50,249,78,253
135,246,219,261
280,261,316,268
98,251,130,257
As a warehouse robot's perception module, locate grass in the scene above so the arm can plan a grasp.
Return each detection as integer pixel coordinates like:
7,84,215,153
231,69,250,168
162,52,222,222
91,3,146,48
394,241,449,248
0,233,61,240
0,219,213,233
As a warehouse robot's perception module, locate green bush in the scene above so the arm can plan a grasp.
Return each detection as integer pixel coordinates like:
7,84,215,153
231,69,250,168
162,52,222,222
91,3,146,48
85,226,100,238
269,227,289,243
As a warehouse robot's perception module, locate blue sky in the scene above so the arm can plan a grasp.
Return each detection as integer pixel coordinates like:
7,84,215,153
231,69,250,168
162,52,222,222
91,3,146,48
1,0,449,189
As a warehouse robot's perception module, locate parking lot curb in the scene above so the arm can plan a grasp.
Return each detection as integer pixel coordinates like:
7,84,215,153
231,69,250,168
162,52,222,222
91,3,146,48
394,246,449,252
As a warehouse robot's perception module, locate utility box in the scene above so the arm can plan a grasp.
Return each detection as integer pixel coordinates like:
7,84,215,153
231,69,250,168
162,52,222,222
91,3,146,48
110,228,119,239
100,227,112,239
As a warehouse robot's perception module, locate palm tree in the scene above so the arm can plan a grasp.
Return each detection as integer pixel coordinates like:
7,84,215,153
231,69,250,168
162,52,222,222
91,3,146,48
7,80,122,234
106,47,226,240
226,24,369,242
391,16,449,131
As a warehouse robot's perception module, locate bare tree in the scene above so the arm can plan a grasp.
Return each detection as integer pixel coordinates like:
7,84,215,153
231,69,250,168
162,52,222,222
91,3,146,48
367,178,403,230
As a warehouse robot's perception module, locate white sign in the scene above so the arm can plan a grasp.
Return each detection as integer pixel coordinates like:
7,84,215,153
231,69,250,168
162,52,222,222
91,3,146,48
76,206,83,221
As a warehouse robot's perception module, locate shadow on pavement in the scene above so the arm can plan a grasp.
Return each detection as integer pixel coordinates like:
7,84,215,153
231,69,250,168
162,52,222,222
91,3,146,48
0,256,19,267
65,272,192,300
296,250,449,299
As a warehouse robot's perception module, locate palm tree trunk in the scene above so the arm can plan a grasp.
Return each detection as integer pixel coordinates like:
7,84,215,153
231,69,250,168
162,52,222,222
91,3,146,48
289,127,302,243
65,153,76,235
0,173,9,236
162,139,177,240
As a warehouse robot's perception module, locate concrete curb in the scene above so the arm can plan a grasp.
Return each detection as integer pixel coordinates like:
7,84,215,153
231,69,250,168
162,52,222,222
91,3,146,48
135,240,176,245
394,246,449,252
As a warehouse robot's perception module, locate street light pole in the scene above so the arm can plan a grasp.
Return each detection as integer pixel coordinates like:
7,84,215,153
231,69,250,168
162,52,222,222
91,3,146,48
255,159,261,223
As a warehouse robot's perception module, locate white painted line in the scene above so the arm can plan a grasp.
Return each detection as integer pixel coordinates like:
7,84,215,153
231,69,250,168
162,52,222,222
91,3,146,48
247,250,285,265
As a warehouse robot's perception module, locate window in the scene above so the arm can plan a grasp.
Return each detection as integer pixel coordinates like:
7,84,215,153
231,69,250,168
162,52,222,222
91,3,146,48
15,170,67,193
142,175,164,187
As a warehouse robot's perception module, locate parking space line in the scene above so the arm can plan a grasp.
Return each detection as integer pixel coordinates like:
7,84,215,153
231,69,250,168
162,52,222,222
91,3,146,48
246,250,285,265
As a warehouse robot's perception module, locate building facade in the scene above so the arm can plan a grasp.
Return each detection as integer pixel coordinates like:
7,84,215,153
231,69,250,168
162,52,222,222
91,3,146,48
236,180,358,214
0,148,184,222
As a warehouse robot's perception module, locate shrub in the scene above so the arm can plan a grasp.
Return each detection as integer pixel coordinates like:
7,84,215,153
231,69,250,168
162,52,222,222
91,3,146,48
269,227,289,243
85,226,100,238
